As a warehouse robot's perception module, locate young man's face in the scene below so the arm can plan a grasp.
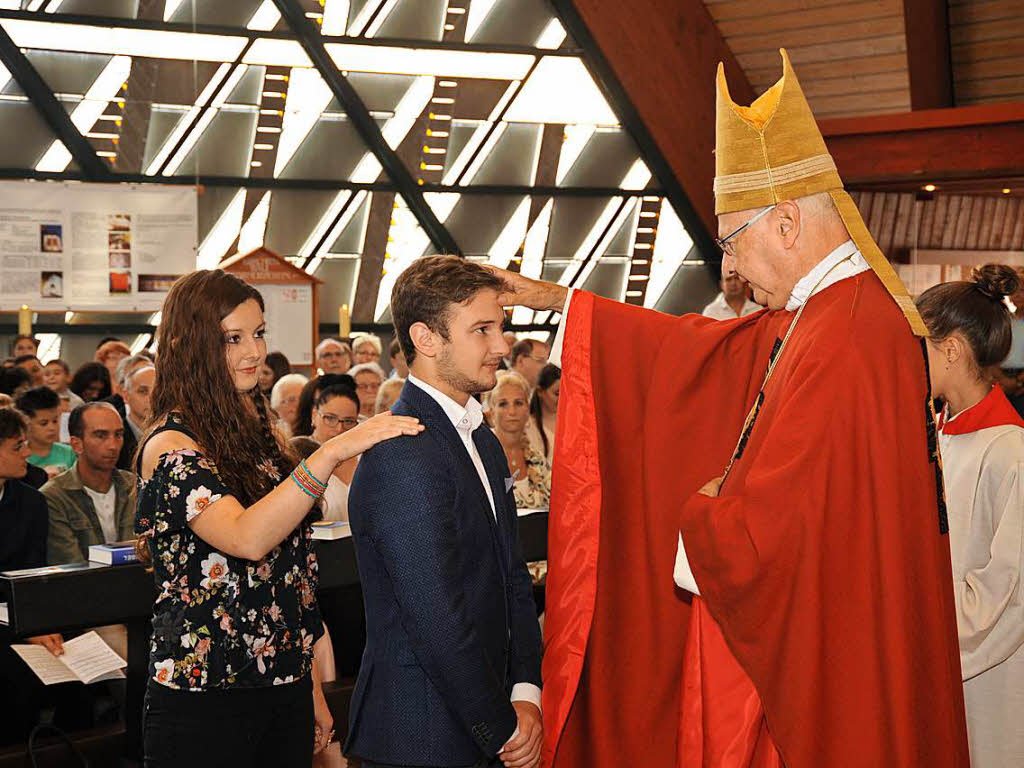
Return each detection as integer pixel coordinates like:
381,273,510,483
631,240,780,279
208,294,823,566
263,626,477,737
16,358,45,387
437,290,511,396
71,406,124,474
27,407,61,447
43,362,67,391
0,431,30,479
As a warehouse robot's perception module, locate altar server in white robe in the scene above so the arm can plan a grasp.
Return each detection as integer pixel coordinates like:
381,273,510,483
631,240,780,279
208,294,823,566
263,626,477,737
917,264,1024,768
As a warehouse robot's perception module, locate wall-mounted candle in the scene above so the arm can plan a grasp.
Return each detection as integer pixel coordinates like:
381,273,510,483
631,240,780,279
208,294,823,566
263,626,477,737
18,305,32,336
339,304,351,338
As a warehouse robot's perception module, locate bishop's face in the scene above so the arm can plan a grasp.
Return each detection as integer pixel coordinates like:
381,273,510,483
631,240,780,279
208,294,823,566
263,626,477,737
719,207,798,312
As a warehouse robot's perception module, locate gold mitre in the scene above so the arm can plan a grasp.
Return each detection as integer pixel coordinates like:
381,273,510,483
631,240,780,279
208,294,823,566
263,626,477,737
714,49,926,336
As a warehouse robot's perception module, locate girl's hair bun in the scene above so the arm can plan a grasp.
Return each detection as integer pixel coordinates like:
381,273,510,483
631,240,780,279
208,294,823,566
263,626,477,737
971,263,1020,300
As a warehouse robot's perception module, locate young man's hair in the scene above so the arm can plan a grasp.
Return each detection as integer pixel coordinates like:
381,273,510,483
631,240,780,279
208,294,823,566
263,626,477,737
509,339,538,367
68,402,119,440
0,405,28,441
0,367,31,396
13,354,40,366
390,255,509,366
14,386,60,417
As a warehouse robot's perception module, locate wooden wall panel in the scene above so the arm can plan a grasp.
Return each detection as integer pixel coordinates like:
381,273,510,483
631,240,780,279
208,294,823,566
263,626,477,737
950,0,1024,104
854,191,1024,256
703,0,911,118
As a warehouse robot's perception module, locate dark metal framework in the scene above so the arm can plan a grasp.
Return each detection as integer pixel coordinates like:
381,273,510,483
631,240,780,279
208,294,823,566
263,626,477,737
0,1,703,309
0,24,109,179
0,169,664,198
548,0,717,261
271,0,461,254
0,8,584,56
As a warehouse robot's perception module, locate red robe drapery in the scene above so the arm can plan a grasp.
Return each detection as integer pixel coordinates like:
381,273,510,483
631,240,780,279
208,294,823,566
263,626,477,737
542,275,969,768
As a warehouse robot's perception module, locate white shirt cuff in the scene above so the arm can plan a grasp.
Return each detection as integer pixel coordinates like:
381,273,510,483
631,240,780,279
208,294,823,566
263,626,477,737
510,682,542,711
548,288,574,368
673,531,700,595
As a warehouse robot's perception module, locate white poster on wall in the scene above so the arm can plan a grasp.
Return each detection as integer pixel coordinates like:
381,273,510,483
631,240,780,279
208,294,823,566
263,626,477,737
261,283,314,366
0,181,196,311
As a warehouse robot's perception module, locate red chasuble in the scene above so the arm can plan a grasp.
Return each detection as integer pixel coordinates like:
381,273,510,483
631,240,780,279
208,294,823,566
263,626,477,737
543,273,970,768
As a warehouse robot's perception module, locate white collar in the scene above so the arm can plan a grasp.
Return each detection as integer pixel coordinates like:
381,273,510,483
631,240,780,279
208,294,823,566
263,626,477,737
407,373,484,433
712,292,758,314
785,239,869,312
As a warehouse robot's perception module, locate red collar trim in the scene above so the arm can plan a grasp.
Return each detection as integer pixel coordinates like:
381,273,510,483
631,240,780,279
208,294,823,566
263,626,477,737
939,386,1024,435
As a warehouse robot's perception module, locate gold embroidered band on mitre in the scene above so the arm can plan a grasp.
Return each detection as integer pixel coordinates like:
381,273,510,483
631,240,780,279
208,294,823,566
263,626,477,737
713,48,927,337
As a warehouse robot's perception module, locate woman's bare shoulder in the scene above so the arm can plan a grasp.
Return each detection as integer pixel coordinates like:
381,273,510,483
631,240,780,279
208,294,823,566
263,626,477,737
140,426,201,479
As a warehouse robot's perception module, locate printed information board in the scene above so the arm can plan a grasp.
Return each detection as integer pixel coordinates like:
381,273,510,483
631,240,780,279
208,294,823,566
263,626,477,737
0,181,197,311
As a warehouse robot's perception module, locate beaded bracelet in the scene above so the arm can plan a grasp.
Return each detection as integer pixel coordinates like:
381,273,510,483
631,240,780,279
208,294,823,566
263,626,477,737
290,459,328,499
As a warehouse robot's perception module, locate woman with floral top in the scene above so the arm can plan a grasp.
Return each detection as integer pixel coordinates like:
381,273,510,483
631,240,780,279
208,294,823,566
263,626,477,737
135,270,423,767
486,370,552,510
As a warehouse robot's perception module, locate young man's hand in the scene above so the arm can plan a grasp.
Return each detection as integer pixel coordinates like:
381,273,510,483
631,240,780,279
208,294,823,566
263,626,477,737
500,700,542,768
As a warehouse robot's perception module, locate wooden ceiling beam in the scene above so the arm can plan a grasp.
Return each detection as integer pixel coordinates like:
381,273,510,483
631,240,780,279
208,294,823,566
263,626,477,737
902,0,954,109
821,102,1024,188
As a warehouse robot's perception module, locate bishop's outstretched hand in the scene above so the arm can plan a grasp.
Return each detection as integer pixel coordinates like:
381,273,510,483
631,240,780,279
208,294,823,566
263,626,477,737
483,265,569,313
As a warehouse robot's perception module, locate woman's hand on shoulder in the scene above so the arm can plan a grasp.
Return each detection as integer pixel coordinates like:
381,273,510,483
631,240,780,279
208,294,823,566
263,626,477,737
324,411,424,462
140,429,199,481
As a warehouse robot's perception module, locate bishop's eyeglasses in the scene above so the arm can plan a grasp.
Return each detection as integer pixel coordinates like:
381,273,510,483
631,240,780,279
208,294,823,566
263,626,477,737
715,204,776,257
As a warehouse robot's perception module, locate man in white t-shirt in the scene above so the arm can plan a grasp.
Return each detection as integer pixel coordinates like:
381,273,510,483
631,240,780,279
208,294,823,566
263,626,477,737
42,402,135,564
701,271,762,320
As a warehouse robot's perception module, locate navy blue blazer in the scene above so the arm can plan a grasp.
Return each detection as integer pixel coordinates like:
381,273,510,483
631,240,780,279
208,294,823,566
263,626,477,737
344,380,543,766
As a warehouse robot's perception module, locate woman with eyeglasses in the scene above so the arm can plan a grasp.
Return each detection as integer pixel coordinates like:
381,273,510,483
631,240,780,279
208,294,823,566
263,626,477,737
310,383,361,523
301,381,368,682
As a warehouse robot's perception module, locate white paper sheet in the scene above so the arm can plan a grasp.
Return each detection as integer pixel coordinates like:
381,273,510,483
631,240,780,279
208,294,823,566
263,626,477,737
11,630,127,685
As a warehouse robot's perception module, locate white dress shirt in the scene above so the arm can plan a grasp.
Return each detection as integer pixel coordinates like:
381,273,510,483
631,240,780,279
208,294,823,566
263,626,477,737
701,292,762,320
406,374,542,713
550,240,870,596
408,374,495,517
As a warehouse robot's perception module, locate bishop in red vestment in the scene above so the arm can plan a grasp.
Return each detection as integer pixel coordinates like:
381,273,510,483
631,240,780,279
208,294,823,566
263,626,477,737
493,50,969,768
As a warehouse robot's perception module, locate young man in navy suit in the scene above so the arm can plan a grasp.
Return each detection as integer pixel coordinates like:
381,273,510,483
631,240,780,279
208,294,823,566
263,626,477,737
346,256,543,768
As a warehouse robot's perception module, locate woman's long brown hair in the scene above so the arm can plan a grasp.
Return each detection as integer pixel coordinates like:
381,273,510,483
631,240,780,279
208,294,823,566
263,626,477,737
136,270,296,563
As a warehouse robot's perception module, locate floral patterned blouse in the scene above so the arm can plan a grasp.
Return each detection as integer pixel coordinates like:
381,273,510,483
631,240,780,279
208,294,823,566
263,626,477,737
135,418,323,691
513,443,552,510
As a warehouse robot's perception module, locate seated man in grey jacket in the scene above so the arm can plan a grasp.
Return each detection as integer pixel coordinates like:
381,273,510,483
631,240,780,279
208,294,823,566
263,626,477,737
43,402,134,564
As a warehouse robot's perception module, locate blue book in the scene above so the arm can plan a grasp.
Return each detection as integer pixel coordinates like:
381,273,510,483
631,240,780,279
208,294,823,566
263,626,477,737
88,542,138,565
